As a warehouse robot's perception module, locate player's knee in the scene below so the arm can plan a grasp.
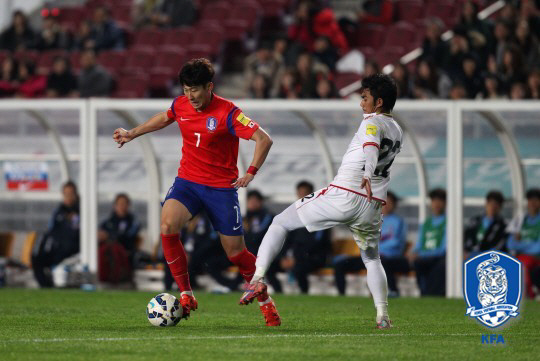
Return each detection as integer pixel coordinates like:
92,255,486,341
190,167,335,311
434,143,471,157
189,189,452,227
160,219,178,235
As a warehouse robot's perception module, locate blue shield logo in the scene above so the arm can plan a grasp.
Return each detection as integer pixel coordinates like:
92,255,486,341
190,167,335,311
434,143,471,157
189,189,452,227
464,251,522,328
206,116,217,132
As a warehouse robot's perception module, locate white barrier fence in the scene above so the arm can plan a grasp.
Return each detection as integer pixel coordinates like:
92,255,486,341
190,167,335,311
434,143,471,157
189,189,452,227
1,99,538,298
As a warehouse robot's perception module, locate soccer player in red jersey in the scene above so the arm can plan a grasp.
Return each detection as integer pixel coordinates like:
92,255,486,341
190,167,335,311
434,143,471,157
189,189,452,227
113,59,281,326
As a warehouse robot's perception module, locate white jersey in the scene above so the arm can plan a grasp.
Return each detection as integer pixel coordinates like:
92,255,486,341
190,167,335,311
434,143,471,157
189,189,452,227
331,112,403,201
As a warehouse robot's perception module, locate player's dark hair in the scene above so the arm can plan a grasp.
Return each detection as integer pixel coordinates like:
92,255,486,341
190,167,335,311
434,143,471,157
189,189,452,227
526,188,540,200
178,58,215,87
62,180,78,193
360,73,397,113
486,190,504,205
247,189,264,201
387,190,399,205
429,188,446,201
114,193,131,205
296,180,314,194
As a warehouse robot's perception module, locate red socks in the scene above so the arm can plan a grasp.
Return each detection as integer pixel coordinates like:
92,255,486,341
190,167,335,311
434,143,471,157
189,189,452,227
161,233,191,292
228,248,256,283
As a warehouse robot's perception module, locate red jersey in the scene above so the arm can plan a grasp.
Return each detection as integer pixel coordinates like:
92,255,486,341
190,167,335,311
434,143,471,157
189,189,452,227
166,94,259,188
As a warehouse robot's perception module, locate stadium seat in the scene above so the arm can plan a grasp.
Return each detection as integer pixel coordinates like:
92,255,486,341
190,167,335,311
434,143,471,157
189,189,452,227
110,4,133,26
192,25,224,55
133,29,165,48
13,50,39,63
185,44,213,60
334,72,361,91
56,6,85,27
395,1,424,23
258,0,288,17
375,46,405,67
230,1,261,29
154,48,186,71
113,74,149,98
223,19,251,41
425,2,458,28
163,28,194,49
97,51,127,76
200,1,229,21
383,21,417,49
69,51,81,72
123,50,154,74
355,24,385,49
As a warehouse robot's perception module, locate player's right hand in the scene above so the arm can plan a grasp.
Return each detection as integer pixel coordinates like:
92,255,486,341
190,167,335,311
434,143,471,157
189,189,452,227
113,128,133,148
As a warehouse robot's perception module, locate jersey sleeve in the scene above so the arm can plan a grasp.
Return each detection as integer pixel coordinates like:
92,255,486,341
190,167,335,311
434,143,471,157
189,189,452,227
359,118,382,149
166,97,178,119
226,106,259,140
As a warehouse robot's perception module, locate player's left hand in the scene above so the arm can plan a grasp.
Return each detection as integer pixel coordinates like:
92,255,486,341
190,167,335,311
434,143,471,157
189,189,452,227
232,173,254,188
361,176,372,202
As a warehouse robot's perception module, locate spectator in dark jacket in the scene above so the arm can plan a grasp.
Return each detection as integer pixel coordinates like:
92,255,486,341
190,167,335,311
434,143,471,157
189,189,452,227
280,181,332,294
37,16,71,51
32,181,80,287
98,193,141,284
421,17,449,70
0,56,18,97
77,49,112,97
92,6,124,50
0,10,36,51
464,190,508,259
46,56,77,97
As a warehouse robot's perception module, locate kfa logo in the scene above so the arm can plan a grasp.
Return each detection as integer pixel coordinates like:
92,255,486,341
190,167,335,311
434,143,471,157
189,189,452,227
206,116,218,132
464,251,522,328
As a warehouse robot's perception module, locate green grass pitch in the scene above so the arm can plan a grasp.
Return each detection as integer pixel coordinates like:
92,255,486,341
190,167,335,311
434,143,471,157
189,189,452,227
0,289,538,361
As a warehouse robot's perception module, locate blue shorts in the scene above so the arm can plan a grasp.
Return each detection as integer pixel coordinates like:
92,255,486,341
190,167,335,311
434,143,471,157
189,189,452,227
163,177,243,236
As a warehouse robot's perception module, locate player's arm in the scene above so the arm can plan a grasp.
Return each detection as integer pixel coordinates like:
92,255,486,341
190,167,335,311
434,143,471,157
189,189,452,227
360,144,379,202
232,127,273,188
113,111,174,148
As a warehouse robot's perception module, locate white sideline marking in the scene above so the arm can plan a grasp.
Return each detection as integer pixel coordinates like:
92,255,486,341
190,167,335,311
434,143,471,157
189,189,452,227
0,333,507,344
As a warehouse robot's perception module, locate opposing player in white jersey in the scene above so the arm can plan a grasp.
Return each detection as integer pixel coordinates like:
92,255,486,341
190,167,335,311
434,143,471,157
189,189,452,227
239,74,403,329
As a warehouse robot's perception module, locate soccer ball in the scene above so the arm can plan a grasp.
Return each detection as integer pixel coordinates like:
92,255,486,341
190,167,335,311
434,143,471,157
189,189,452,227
146,293,183,327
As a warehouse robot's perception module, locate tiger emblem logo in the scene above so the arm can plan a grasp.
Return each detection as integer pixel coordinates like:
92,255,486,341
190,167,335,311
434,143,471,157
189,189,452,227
477,254,507,308
464,251,522,328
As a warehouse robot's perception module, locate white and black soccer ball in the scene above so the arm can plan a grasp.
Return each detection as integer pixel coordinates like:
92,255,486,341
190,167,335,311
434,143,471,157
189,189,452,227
146,293,182,327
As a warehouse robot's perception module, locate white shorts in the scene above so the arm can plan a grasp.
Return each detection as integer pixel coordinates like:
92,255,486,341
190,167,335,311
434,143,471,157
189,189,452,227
295,185,383,250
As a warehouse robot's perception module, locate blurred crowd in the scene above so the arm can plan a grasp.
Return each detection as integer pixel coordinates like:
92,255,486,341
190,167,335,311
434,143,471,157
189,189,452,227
30,180,540,299
243,0,540,100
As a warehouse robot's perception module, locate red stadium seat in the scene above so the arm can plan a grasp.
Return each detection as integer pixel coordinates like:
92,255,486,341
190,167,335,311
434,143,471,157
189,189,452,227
133,29,165,48
69,52,81,72
57,7,85,26
230,1,261,29
357,47,376,62
355,24,385,49
192,25,224,55
384,21,417,49
185,44,213,60
163,28,194,49
13,50,39,63
395,1,424,23
154,49,187,71
200,1,229,20
113,75,149,98
375,46,405,67
258,0,288,17
110,5,133,26
123,50,154,74
425,2,458,28
223,19,250,41
98,51,127,76
334,72,361,91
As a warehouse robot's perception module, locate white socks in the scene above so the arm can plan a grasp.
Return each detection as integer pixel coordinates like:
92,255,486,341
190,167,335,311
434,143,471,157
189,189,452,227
253,203,304,282
361,247,389,320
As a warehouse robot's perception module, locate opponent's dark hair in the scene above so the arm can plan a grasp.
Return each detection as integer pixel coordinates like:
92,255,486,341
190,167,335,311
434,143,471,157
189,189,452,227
486,190,504,205
387,190,399,205
178,58,215,87
429,188,447,201
114,192,131,205
526,188,540,200
360,73,398,113
296,180,314,194
247,189,264,201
